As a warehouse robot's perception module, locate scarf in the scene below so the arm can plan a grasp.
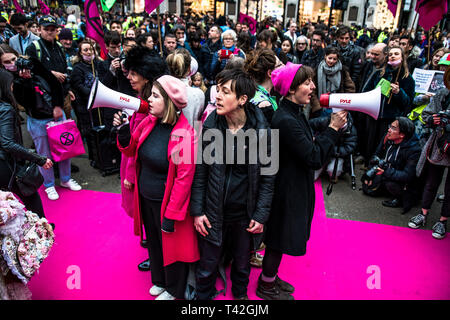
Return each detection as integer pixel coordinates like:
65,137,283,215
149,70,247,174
317,59,342,97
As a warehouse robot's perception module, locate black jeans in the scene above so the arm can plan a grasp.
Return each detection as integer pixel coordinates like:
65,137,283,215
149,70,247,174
422,163,449,218
196,218,252,300
140,196,188,299
0,159,45,219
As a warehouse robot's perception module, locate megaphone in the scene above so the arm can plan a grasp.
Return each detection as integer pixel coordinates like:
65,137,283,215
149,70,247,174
319,87,381,120
87,79,149,114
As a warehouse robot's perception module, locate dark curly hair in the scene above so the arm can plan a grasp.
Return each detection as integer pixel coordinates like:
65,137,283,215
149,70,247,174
123,46,168,98
244,48,276,84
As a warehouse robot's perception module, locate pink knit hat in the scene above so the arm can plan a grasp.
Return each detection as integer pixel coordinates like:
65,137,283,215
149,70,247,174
271,62,303,97
155,75,188,109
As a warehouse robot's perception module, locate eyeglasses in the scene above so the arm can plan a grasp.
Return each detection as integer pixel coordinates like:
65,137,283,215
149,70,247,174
388,124,399,131
223,37,234,41
298,43,306,45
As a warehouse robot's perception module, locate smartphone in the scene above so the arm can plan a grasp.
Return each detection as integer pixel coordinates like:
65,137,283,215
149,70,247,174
220,49,232,59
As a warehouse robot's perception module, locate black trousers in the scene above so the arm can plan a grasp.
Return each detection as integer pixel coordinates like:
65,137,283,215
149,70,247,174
196,219,252,300
140,196,188,299
262,247,284,279
0,160,45,219
422,163,449,218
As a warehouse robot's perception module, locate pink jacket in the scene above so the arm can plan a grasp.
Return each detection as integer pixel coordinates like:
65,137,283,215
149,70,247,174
120,112,147,218
117,112,199,266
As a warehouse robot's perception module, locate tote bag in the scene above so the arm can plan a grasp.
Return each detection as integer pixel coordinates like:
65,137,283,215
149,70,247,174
46,119,85,162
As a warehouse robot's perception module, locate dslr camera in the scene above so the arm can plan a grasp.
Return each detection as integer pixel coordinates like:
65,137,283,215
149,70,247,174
15,57,33,71
426,109,450,132
365,156,389,179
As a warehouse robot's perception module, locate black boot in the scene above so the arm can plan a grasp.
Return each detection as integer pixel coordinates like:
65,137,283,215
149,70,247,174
138,258,150,272
275,275,295,293
256,275,294,300
140,240,149,249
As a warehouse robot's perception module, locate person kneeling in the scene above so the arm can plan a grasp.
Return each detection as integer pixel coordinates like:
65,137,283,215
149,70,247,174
362,117,421,214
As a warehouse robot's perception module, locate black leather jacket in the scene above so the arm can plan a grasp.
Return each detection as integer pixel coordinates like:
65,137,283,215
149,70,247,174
0,102,47,166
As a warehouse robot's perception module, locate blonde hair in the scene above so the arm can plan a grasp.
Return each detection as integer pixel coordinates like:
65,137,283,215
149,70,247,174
191,72,207,92
166,48,191,79
153,81,179,126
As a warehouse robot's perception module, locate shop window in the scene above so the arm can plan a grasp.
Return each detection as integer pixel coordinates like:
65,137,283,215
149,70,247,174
348,6,358,21
228,2,236,14
169,0,176,12
287,4,296,17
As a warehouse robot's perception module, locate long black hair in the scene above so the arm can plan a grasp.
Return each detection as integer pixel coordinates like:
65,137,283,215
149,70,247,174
0,68,17,109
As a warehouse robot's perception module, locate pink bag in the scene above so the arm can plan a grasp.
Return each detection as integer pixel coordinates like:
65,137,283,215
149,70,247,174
46,119,85,162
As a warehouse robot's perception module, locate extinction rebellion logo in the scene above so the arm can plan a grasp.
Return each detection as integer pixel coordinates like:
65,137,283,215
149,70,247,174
60,132,75,146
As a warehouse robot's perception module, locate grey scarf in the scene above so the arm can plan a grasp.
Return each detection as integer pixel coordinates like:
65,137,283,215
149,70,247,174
317,60,342,97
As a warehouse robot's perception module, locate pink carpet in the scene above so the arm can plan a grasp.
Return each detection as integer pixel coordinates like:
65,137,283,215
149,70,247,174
28,182,450,300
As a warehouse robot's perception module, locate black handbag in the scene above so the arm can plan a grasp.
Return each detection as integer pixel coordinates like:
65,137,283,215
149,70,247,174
8,160,44,197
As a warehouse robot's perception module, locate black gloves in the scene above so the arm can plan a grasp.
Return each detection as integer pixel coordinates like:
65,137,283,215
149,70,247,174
161,217,175,233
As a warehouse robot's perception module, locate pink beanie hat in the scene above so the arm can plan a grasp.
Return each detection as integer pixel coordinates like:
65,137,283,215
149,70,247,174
155,75,188,109
271,62,303,97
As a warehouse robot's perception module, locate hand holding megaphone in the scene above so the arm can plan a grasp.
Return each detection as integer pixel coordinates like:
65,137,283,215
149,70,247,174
113,111,129,127
329,110,348,131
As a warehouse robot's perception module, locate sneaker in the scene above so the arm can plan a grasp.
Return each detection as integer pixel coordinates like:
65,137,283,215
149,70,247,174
408,213,427,229
431,221,447,240
60,179,82,191
149,285,165,296
155,290,175,300
250,252,264,268
45,186,59,200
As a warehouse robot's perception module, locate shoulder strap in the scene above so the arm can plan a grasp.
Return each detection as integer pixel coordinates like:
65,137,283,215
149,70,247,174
32,39,41,61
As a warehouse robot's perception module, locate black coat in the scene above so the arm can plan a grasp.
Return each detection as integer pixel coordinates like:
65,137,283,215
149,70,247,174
190,103,275,251
300,48,325,70
13,57,64,119
264,98,339,256
374,134,421,184
365,65,416,119
0,102,46,166
309,114,358,158
70,59,101,114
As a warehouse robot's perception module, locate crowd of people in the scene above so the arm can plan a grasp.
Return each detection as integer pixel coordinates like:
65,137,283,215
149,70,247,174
0,4,448,301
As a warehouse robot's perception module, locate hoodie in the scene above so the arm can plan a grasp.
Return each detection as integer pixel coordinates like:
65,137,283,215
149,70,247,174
375,133,421,184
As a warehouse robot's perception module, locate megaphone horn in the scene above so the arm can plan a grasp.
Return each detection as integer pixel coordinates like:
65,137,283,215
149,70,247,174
87,79,149,114
319,87,381,120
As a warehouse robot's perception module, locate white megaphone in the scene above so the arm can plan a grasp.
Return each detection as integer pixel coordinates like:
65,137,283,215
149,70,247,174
87,79,149,115
319,87,381,120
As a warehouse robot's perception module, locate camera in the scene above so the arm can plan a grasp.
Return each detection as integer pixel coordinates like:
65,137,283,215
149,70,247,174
365,156,389,179
15,57,33,71
437,110,450,130
426,109,450,131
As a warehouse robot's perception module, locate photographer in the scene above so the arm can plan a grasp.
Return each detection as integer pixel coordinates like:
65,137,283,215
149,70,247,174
12,54,81,201
25,16,75,120
362,117,421,214
409,56,450,240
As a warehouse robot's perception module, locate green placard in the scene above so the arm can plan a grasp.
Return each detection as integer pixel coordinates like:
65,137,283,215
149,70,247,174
376,78,392,97
101,0,116,12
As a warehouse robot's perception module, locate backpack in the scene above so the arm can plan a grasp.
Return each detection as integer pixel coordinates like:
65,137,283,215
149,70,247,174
32,75,53,117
